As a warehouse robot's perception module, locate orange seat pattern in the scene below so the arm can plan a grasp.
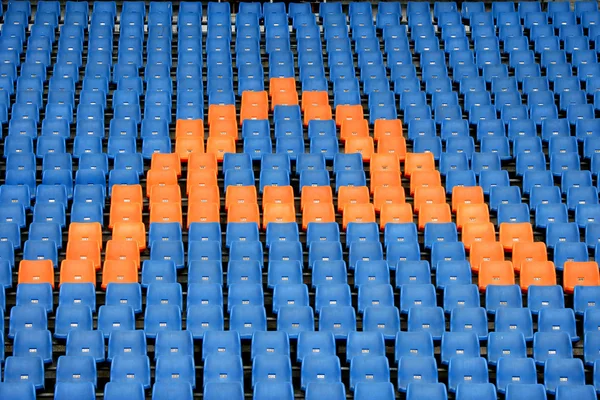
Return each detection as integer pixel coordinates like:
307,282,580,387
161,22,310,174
511,242,548,273
340,119,369,142
370,153,400,172
304,104,333,126
59,259,96,287
105,239,141,269
227,203,261,224
112,184,144,205
66,240,102,270
413,186,447,214
149,184,182,208
456,203,490,229
462,222,496,251
262,186,294,208
240,91,269,122
336,105,364,127
499,223,534,251
404,153,435,177
478,260,515,291
187,169,219,194
206,136,236,162
373,186,406,213
418,203,452,230
370,170,402,195
409,170,441,195
146,169,178,197
379,203,414,229
374,119,403,142
18,260,55,288
520,261,557,292
176,119,204,138
342,203,376,230
301,186,333,212
151,153,181,176
208,104,237,126
263,203,296,229
302,203,336,230
68,222,103,249
109,202,143,229
337,186,370,213
269,77,296,98
345,137,375,161
301,91,328,111
102,260,138,289
469,241,504,272
563,261,600,294
188,152,218,173
175,137,204,162
226,186,258,210
451,186,484,213
112,222,147,251
377,136,407,162
187,203,220,227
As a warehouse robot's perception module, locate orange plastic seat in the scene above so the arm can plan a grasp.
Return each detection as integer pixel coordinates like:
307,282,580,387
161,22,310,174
175,137,205,162
563,261,600,294
188,152,218,174
150,202,183,226
373,186,406,213
342,203,376,230
208,119,238,140
374,119,403,142
206,136,236,162
101,260,138,290
189,185,221,208
413,186,446,214
228,202,261,224
304,104,333,125
301,186,333,211
263,203,296,229
105,239,140,269
59,259,96,286
462,222,496,251
410,170,442,195
111,184,143,206
301,91,328,111
512,242,548,273
187,203,220,227
404,153,435,177
109,202,143,229
68,222,103,250
336,105,364,127
112,222,147,251
263,186,294,208
340,119,369,142
337,186,370,213
377,136,407,162
66,240,102,270
187,169,219,194
149,184,182,209
302,203,336,230
451,186,485,213
478,261,515,291
499,223,534,251
379,203,414,230
456,203,490,229
370,170,402,195
240,91,269,122
208,104,237,126
272,90,299,109
176,119,204,138
225,185,257,210
18,260,55,288
151,153,181,176
345,136,375,161
519,261,557,292
269,77,296,98
370,153,400,172
469,241,504,272
146,169,178,197
418,203,452,230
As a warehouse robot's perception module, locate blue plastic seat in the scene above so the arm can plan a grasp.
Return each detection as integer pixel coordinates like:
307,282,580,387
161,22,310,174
397,356,439,392
16,283,53,313
386,242,421,269
544,358,585,395
395,331,435,362
3,356,45,390
487,331,527,366
533,331,573,365
385,223,419,248
105,283,141,314
144,305,182,339
203,354,244,388
97,305,135,338
66,330,105,363
12,329,52,364
441,332,480,365
448,357,489,393
147,283,183,309
406,383,448,400
443,284,481,313
538,307,578,341
489,186,522,212
350,355,390,391
400,284,437,314
494,308,534,341
436,261,472,288
227,283,264,313
109,355,151,389
505,384,547,400
56,355,97,387
269,241,303,263
450,307,488,340
407,306,445,340
431,242,466,268
574,286,600,316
